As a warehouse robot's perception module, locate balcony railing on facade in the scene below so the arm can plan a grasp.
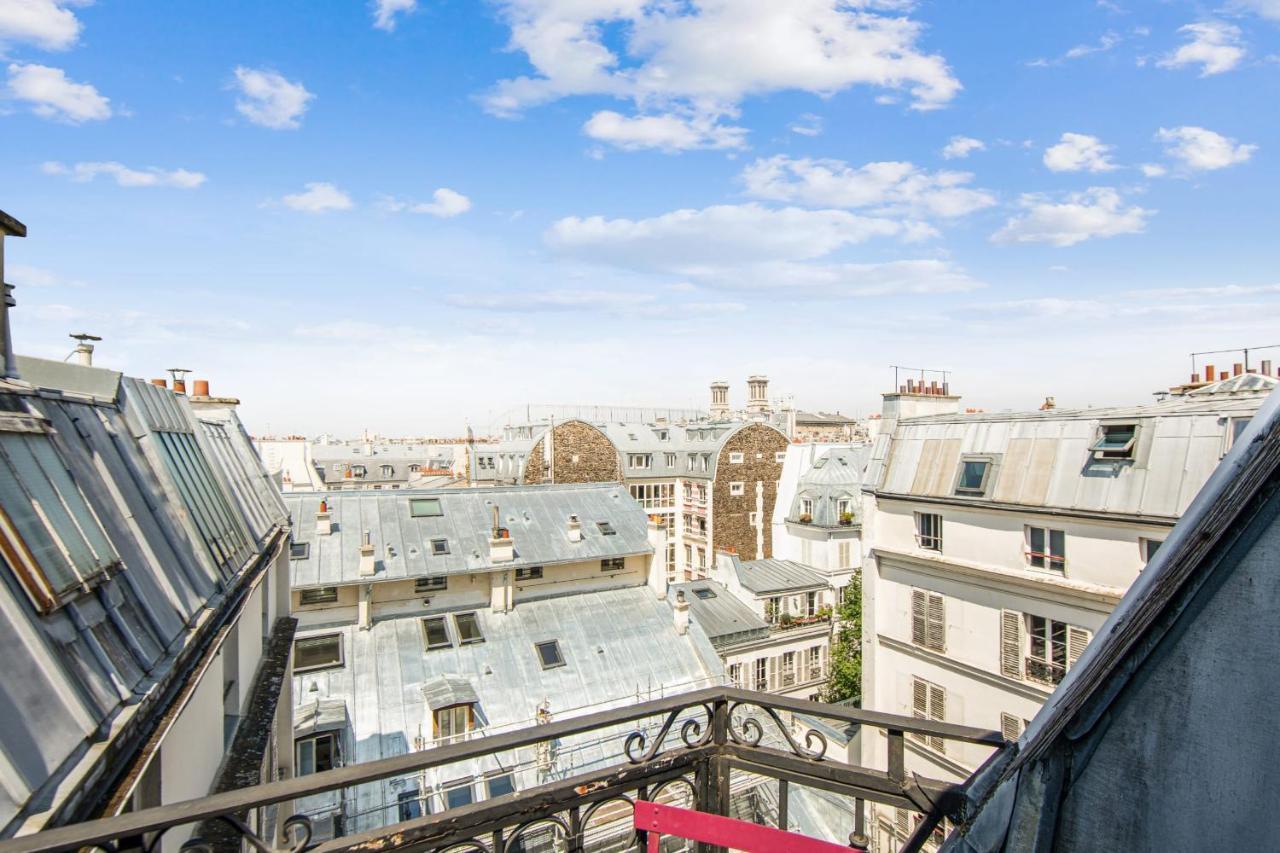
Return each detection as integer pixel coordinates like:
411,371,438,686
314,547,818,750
0,688,1008,853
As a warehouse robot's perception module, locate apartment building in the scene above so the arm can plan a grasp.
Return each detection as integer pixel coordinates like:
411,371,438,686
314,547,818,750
858,370,1273,851
772,444,870,597
255,436,459,492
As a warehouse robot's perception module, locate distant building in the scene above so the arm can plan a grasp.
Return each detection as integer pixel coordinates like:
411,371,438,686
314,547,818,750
789,411,868,444
858,371,1274,851
255,436,460,492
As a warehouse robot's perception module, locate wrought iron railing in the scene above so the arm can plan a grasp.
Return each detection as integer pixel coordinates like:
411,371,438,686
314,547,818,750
0,688,1009,853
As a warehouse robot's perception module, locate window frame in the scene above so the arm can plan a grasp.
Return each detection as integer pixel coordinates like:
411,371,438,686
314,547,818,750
1140,537,1163,565
1025,526,1066,572
535,639,565,669
294,633,344,673
416,575,448,593
729,481,745,496
914,512,943,552
600,556,626,572
422,616,453,651
434,703,473,744
430,538,450,555
596,520,617,536
953,454,995,496
290,541,311,560
728,452,744,464
628,453,652,470
1091,423,1139,460
298,586,339,606
409,497,444,518
515,565,543,580
295,731,340,776
454,612,484,645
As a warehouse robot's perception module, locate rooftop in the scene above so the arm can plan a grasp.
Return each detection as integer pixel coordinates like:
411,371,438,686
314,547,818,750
736,558,828,595
669,581,769,647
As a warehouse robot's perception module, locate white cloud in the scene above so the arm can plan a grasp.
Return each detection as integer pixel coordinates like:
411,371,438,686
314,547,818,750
232,66,313,129
740,155,996,219
371,0,416,31
941,135,984,159
1140,163,1167,177
42,160,206,188
1031,31,1121,66
712,258,982,295
1043,133,1117,172
280,182,353,213
991,187,1152,247
0,0,86,50
1157,22,1244,76
483,0,961,148
1230,1,1280,21
6,62,109,122
582,110,746,152
447,288,662,314
381,187,472,217
789,113,823,137
1156,126,1256,171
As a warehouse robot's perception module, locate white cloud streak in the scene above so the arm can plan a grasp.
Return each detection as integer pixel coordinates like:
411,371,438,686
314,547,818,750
1157,22,1245,76
941,135,984,159
0,0,86,50
232,66,313,129
42,160,206,188
280,182,353,213
992,187,1152,247
1156,126,1256,171
1043,132,1117,173
6,62,109,122
381,187,473,217
583,110,746,152
371,0,416,31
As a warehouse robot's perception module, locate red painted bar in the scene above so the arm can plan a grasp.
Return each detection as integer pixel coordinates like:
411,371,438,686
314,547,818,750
634,799,853,853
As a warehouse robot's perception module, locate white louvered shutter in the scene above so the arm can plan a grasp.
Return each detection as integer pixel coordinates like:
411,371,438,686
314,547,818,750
928,684,946,753
768,656,778,691
1000,610,1024,679
927,593,945,652
1000,712,1022,742
911,590,927,645
894,807,911,837
1067,626,1092,669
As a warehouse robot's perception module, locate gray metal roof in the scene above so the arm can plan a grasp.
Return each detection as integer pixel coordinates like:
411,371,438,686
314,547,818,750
669,582,769,647
422,676,480,710
875,393,1267,520
736,558,827,594
0,365,287,834
291,586,721,834
14,355,122,401
285,483,652,588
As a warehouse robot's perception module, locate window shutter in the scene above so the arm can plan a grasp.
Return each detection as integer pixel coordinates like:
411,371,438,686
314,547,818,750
894,807,911,837
768,656,778,691
928,684,946,752
1067,626,1091,669
927,593,945,652
911,590,927,645
1000,712,1022,742
1000,610,1024,679
911,677,928,720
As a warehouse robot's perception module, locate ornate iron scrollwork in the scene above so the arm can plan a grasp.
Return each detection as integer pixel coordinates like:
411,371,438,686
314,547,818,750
179,813,315,853
727,701,828,761
623,702,714,763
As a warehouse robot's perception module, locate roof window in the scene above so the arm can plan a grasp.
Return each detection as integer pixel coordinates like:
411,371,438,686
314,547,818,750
1091,424,1138,459
410,497,443,517
954,456,994,496
536,640,565,669
597,521,616,536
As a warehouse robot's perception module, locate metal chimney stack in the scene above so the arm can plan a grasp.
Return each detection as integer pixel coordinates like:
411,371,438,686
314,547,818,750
0,210,28,380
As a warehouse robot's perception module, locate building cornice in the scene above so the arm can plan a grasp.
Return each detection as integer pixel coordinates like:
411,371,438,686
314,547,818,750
877,634,1055,704
873,491,1180,528
872,546,1124,611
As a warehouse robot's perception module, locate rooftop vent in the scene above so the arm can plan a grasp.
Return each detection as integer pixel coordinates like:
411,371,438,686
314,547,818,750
316,500,334,536
567,514,583,543
358,529,377,576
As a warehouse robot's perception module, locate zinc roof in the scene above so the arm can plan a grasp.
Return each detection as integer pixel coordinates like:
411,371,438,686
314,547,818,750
670,582,769,648
736,558,827,594
285,483,652,588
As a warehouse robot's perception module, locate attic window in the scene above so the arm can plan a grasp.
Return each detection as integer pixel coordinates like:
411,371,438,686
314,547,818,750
1091,424,1138,459
410,498,444,517
416,575,447,593
693,587,716,599
422,616,451,650
430,538,450,555
536,640,565,669
294,634,343,672
954,457,993,496
299,586,338,605
290,541,311,560
454,612,483,644
597,521,616,536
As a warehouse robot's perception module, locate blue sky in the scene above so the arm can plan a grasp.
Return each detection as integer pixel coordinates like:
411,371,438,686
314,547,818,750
2,0,1278,435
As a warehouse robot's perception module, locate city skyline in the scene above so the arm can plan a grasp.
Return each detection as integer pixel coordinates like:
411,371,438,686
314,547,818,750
3,0,1279,434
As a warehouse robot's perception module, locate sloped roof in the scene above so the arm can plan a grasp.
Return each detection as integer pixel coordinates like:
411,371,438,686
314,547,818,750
788,446,871,526
285,483,652,588
736,558,827,594
670,581,768,647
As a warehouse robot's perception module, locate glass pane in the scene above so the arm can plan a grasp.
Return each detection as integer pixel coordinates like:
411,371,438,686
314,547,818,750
424,618,450,648
455,613,482,643
487,775,515,798
958,460,987,491
296,739,315,775
445,784,474,809
315,734,336,772
410,498,443,517
295,636,340,669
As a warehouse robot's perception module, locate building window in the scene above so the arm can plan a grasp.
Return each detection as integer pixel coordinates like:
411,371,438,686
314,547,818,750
1091,423,1138,460
836,498,852,517
911,590,945,652
697,548,706,569
1025,615,1068,685
295,732,340,775
800,498,813,516
443,779,475,809
1224,416,1251,455
910,677,946,753
486,773,516,799
416,576,447,593
422,616,452,650
1026,526,1066,572
398,790,425,821
299,586,338,606
728,662,742,687
410,497,444,517
536,640,565,669
454,612,484,645
781,652,796,687
729,452,744,464
954,456,993,496
430,538,450,555
729,481,744,496
838,540,853,568
1140,538,1163,564
693,587,716,599
764,597,782,624
915,513,942,551
807,645,823,681
294,634,343,672
601,557,626,571
748,511,759,525
775,451,787,463
1005,614,1090,686
290,541,311,560
700,455,710,472
597,521,617,536
629,454,651,470
434,705,474,744
806,590,818,616
380,465,394,477
1000,712,1026,742
684,544,693,565
665,452,677,467
754,658,768,691
515,566,543,580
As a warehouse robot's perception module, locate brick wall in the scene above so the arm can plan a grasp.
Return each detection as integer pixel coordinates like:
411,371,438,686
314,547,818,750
710,423,788,560
522,420,621,484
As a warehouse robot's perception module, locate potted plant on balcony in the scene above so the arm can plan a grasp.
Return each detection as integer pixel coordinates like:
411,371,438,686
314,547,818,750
778,612,794,627
798,512,812,524
839,511,854,526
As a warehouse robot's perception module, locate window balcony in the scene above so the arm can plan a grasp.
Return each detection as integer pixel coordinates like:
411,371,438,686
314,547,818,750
1025,657,1066,687
10,688,1007,853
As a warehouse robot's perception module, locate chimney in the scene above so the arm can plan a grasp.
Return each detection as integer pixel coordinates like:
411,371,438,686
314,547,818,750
1233,363,1244,377
166,368,190,394
709,380,730,420
316,499,333,536
1263,360,1273,377
192,379,210,397
0,210,27,380
746,375,770,416
566,513,583,543
69,333,100,366
358,529,377,576
151,378,168,389
673,589,690,636
1190,373,1201,384
1040,396,1056,410
489,505,514,563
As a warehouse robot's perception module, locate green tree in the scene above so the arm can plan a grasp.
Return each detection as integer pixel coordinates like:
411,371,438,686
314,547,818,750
821,573,862,705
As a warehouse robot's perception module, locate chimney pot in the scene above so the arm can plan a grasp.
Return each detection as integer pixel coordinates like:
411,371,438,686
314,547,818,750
1234,363,1244,377
172,379,186,394
1204,364,1214,384
151,378,167,388
193,379,210,396
1263,360,1273,377
1221,371,1229,381
1191,373,1201,384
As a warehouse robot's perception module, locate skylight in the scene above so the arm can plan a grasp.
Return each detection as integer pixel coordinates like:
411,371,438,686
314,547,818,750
535,640,565,669
597,521,616,536
410,498,444,518
693,587,716,599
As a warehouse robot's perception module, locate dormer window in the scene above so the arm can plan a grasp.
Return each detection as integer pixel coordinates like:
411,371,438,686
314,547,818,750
800,498,814,516
1092,424,1138,460
380,464,394,477
629,454,651,470
954,456,994,496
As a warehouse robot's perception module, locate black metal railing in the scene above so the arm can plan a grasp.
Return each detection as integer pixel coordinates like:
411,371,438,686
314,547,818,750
0,688,1008,853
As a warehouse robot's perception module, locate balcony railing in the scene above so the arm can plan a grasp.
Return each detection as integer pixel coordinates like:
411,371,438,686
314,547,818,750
768,613,831,633
0,688,1008,853
1026,657,1066,687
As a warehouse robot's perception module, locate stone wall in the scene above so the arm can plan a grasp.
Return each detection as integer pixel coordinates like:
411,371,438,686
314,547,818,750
711,423,788,560
522,420,621,484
